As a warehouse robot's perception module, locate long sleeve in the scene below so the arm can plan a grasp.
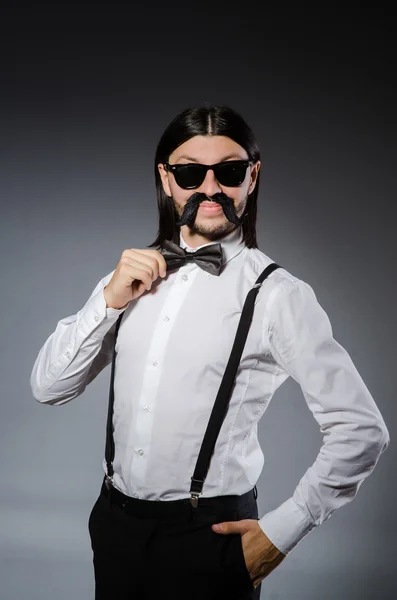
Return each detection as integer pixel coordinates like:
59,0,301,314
30,270,127,406
257,278,390,555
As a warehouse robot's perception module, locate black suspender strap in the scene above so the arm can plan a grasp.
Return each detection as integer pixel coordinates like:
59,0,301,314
104,262,282,508
104,312,124,495
189,262,281,506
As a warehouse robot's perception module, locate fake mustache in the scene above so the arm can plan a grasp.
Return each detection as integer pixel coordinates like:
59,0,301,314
175,192,246,226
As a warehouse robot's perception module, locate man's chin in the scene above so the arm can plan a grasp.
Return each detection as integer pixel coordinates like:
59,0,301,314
185,218,236,239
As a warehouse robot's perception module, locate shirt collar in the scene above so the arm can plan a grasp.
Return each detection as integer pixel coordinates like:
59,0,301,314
179,225,246,265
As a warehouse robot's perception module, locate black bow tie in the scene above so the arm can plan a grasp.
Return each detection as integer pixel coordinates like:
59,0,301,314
160,239,224,276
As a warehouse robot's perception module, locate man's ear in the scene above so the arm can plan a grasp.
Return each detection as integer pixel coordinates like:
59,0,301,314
158,163,172,197
248,161,260,195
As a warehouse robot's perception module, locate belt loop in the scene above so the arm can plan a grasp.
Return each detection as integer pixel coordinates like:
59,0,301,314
253,485,258,500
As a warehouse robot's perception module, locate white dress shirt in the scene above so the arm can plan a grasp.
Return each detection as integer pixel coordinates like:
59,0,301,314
30,225,390,555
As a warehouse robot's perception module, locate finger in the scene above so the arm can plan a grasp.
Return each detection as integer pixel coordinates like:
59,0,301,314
119,257,155,289
133,248,168,277
129,249,167,278
156,251,168,277
121,250,162,281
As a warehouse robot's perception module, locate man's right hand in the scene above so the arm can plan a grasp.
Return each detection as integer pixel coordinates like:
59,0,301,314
103,248,168,309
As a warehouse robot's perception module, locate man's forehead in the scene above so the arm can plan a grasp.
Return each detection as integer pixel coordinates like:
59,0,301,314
170,135,248,163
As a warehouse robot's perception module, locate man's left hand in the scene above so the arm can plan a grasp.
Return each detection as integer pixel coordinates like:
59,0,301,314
212,519,286,588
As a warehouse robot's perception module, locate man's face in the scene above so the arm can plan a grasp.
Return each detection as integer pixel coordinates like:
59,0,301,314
158,135,260,242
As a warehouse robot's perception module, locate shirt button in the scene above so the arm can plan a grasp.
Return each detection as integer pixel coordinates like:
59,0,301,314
66,352,71,358
138,449,144,456
164,315,170,322
152,359,158,366
182,274,188,281
143,405,149,412
133,493,139,498
94,315,99,322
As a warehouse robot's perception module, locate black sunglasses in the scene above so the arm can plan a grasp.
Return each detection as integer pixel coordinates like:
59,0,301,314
163,160,251,189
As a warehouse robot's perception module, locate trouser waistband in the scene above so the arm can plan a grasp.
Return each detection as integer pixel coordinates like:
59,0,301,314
100,476,258,520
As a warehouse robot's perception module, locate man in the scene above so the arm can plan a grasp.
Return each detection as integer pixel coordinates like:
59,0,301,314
30,104,390,599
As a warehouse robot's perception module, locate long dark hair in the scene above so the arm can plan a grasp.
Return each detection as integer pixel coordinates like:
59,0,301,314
147,104,260,249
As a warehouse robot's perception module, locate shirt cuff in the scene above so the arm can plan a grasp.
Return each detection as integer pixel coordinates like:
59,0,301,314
80,287,127,339
258,497,316,556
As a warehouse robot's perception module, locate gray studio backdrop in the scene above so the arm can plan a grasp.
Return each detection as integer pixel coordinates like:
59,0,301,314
2,13,395,600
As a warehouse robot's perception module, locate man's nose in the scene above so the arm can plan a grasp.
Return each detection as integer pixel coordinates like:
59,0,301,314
198,168,222,196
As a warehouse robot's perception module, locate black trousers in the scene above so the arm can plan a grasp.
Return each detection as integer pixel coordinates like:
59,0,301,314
88,476,263,599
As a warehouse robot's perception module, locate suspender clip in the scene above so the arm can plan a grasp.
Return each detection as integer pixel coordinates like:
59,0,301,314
190,493,200,508
105,475,114,490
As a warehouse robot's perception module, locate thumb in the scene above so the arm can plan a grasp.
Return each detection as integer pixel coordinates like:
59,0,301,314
212,522,237,534
212,519,255,535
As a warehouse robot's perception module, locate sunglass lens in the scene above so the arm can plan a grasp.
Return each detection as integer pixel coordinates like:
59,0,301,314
174,165,205,189
215,162,247,186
